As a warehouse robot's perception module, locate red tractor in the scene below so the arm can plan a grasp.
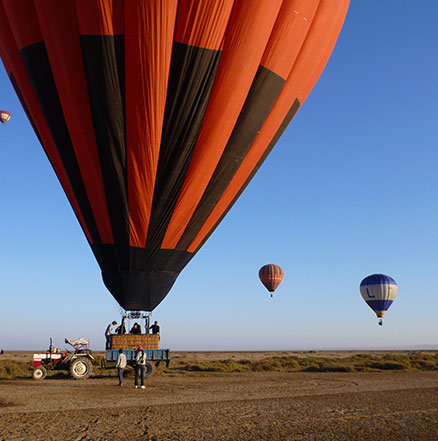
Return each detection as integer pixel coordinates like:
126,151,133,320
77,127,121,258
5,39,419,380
32,338,95,380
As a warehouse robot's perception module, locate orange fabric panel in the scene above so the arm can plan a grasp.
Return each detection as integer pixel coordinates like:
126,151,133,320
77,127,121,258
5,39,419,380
188,0,350,253
125,0,178,247
0,3,93,243
260,0,319,79
2,0,43,48
34,1,114,244
174,0,234,50
162,0,283,249
299,0,350,102
75,0,124,35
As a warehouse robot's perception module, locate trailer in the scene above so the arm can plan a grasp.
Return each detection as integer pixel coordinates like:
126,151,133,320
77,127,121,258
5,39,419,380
105,311,170,378
32,338,170,380
106,348,170,378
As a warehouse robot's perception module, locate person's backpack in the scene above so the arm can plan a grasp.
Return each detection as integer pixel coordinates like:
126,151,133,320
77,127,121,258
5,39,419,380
137,351,146,365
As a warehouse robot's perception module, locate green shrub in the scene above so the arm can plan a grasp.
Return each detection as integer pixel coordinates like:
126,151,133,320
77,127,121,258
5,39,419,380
367,361,407,371
1,352,437,379
0,361,31,379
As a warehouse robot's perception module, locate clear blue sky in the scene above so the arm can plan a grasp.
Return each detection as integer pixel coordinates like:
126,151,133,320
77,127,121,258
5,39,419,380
1,1,437,351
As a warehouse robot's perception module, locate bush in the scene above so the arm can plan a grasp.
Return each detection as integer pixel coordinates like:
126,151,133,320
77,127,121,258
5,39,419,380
1,352,437,380
367,361,407,371
0,361,30,379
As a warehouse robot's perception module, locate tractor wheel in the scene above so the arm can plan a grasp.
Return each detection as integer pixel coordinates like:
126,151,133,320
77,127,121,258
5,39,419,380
144,362,155,378
70,357,92,380
32,366,47,380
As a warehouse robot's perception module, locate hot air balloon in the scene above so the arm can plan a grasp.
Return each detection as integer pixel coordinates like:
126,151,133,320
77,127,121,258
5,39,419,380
0,0,349,312
0,110,10,124
359,274,398,326
259,264,284,297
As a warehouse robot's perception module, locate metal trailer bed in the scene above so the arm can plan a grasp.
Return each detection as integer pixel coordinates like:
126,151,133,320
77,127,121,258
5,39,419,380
106,349,170,367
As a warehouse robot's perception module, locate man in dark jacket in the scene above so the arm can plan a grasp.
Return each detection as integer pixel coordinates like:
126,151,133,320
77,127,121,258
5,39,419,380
130,322,141,334
150,321,160,335
115,318,126,335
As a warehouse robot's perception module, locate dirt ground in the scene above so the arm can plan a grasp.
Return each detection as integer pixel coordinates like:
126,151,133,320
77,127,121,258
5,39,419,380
0,352,437,440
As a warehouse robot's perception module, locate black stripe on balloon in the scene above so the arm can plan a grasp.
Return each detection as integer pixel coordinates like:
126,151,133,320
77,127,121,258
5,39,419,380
192,98,301,253
9,73,44,148
93,244,193,311
80,35,127,260
19,42,101,245
177,65,285,250
145,42,221,255
12,69,106,269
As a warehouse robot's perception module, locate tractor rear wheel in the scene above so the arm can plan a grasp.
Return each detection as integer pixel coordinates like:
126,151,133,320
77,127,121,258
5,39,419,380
70,357,92,380
32,366,47,380
144,362,155,378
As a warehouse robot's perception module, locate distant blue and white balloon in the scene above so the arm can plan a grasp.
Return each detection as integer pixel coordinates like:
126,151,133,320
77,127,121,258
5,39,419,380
360,274,397,324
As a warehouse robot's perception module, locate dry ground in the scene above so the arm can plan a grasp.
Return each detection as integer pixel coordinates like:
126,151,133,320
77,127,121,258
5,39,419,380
0,351,437,440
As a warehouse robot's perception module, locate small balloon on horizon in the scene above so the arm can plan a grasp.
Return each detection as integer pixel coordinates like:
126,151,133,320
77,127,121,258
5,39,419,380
0,110,11,124
359,274,397,325
259,264,284,298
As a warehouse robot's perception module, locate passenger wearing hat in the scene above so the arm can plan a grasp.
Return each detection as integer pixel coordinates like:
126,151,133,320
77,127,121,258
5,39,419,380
134,346,147,389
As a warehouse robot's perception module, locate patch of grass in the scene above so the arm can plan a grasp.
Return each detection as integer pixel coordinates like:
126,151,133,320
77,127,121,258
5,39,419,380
163,353,438,375
1,353,437,380
366,361,407,371
302,364,355,373
0,361,31,379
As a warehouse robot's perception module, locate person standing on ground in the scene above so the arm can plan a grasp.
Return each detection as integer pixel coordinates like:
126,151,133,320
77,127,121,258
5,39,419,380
105,320,117,350
134,346,146,389
116,348,127,386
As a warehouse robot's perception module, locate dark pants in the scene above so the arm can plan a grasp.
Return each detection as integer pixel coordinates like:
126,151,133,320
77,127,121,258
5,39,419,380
105,335,111,349
134,365,145,386
117,367,124,385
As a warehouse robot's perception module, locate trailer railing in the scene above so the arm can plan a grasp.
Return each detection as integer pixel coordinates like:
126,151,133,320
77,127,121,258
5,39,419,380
106,349,170,364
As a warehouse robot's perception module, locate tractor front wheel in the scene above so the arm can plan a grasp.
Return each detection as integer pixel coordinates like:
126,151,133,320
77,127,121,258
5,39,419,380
70,358,92,380
32,366,47,380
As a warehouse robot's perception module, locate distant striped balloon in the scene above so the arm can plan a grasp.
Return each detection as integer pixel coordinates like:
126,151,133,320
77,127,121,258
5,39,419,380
259,264,284,296
360,274,397,323
0,110,11,124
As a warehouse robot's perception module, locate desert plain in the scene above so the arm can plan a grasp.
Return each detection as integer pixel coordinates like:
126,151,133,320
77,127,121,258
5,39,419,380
0,350,437,440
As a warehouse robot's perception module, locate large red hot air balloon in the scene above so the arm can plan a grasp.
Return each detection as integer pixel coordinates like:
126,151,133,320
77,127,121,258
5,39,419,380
259,264,284,296
0,109,10,124
0,0,349,311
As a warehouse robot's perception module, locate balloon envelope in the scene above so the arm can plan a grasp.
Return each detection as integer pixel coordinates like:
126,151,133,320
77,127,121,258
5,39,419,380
359,274,398,318
259,264,284,293
0,110,10,124
0,0,349,311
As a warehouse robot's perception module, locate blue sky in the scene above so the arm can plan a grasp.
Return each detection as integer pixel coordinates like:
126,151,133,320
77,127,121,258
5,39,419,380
1,1,437,351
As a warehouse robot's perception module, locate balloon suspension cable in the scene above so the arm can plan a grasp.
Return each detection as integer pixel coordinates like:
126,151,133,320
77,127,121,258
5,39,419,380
113,297,127,320
125,311,152,334
118,305,127,319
